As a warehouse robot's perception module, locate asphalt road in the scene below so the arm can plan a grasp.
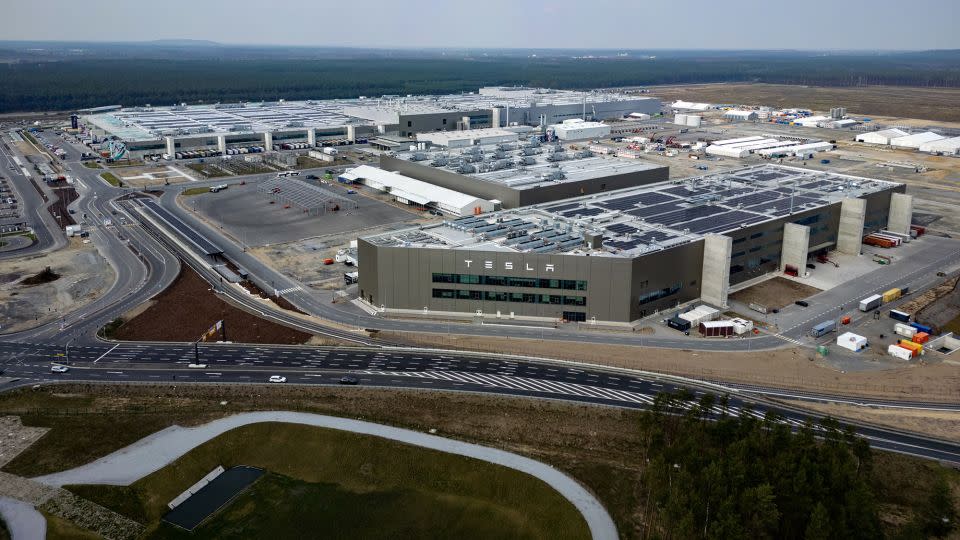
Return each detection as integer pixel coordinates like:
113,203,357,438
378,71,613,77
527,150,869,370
1,339,958,464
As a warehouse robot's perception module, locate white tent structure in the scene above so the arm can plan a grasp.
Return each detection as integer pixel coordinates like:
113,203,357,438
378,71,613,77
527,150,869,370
919,136,960,155
723,110,758,121
341,165,495,216
836,332,868,352
855,128,909,145
889,131,946,149
671,100,711,111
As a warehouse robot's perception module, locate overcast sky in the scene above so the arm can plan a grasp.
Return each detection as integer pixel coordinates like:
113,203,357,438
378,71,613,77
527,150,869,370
3,0,958,50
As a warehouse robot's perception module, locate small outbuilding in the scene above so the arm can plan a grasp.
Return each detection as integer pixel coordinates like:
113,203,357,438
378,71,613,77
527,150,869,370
836,332,868,352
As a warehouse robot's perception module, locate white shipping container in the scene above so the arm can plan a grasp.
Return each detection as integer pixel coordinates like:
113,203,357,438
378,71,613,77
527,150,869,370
893,323,917,338
888,344,913,360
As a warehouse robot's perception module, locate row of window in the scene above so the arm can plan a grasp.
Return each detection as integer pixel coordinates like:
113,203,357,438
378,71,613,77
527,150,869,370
432,273,587,291
638,282,682,305
432,289,586,306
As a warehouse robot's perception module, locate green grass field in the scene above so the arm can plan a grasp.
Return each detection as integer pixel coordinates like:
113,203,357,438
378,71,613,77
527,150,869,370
81,161,101,170
99,172,120,187
68,423,589,539
180,187,210,196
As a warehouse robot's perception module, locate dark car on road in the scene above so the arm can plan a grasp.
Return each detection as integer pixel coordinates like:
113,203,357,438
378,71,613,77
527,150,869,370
795,300,809,307
339,376,359,385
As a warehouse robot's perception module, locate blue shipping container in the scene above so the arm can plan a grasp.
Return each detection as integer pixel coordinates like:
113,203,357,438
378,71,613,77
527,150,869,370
889,310,911,323
909,322,933,334
810,321,834,337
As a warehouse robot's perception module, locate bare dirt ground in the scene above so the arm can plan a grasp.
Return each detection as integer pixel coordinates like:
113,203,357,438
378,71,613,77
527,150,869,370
651,83,960,123
0,238,114,333
791,401,960,444
111,265,313,344
379,331,960,403
730,276,822,310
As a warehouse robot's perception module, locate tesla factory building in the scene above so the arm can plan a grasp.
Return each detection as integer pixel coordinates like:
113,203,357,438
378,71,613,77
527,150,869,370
380,142,668,208
358,165,908,324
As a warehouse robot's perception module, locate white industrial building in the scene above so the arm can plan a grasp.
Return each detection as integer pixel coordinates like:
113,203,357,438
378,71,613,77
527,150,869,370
792,115,830,128
416,128,519,149
549,119,611,140
889,131,946,149
723,110,758,121
671,100,711,112
919,136,960,155
827,118,858,129
340,165,495,216
855,128,909,145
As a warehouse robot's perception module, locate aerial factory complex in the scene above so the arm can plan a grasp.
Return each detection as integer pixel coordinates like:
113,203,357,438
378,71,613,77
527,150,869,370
360,165,909,323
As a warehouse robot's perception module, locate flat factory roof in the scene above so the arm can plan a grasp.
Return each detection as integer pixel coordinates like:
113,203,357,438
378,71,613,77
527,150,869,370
391,141,663,191
363,164,900,258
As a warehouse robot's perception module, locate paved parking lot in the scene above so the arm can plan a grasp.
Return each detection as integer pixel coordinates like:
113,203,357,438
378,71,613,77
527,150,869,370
187,178,418,246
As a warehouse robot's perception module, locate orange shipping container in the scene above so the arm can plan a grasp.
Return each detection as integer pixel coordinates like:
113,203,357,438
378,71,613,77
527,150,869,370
894,344,918,358
898,340,922,357
912,332,929,344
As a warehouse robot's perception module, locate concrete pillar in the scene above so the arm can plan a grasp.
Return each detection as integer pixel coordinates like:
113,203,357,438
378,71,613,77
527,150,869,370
264,132,273,150
781,223,810,274
216,135,226,154
307,128,316,147
491,107,502,128
346,125,356,143
165,136,175,156
700,233,732,308
462,116,471,130
887,192,913,235
837,197,867,255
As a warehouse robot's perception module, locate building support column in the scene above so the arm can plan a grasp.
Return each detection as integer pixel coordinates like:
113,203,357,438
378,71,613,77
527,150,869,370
307,128,316,147
700,233,732,308
836,197,866,255
216,135,226,155
887,192,913,236
264,132,273,150
165,136,175,157
346,125,356,143
781,223,810,275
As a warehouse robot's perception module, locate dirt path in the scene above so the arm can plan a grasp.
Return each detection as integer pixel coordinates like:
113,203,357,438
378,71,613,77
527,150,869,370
35,411,618,540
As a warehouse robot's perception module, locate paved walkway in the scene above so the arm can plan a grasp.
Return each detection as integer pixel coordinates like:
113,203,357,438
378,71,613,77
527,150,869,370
0,497,45,540
35,411,617,540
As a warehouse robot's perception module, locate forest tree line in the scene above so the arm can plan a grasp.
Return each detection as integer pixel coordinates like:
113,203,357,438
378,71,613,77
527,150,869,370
1,53,959,112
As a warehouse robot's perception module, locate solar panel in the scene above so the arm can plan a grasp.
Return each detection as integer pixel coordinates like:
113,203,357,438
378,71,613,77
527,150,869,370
562,207,605,218
652,205,727,227
606,223,639,235
600,191,676,210
547,202,580,213
626,202,683,219
725,191,780,207
686,211,767,234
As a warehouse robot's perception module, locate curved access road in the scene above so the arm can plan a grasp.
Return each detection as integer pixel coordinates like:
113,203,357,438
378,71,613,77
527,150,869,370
0,497,46,540
35,411,617,540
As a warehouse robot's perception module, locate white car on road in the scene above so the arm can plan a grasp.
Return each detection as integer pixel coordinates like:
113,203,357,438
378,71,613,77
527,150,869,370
50,365,69,373
268,375,287,383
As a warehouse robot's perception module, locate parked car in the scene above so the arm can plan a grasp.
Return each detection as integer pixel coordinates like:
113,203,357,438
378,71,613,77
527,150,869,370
306,174,318,180
339,376,359,385
346,190,357,194
795,300,809,307
268,375,287,383
50,365,69,373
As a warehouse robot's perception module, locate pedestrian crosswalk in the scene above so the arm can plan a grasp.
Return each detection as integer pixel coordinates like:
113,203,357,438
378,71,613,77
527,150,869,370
360,369,657,405
276,286,302,295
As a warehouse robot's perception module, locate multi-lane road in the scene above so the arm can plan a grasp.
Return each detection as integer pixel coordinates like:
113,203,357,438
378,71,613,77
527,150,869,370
1,129,959,467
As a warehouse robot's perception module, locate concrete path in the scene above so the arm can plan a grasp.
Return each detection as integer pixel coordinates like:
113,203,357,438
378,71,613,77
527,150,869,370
0,497,45,540
35,411,617,540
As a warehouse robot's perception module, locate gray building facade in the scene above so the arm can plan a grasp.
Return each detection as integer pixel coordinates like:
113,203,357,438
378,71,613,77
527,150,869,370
379,155,669,208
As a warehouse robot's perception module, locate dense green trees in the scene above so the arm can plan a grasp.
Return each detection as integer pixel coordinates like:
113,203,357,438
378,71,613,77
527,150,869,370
1,51,959,112
636,392,916,539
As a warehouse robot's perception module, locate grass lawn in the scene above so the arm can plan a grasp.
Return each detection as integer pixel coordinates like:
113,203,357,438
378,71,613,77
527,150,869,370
68,423,588,539
99,172,120,187
42,512,101,540
81,161,101,170
181,187,210,196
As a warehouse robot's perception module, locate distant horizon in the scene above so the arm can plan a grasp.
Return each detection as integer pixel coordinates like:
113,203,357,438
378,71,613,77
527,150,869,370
1,39,956,54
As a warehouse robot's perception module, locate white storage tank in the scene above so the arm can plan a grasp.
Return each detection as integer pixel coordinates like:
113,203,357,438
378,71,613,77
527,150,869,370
674,114,688,126
686,115,702,127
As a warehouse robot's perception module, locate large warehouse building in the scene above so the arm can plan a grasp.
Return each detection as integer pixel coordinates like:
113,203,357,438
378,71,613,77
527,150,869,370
379,143,668,208
79,87,661,157
358,165,909,324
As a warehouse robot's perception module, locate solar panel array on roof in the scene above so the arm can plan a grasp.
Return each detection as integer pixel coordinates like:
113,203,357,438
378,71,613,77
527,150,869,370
601,191,677,210
688,211,767,234
546,202,580,213
653,205,727,227
626,202,683,219
725,191,780,207
561,207,605,218
606,223,639,235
